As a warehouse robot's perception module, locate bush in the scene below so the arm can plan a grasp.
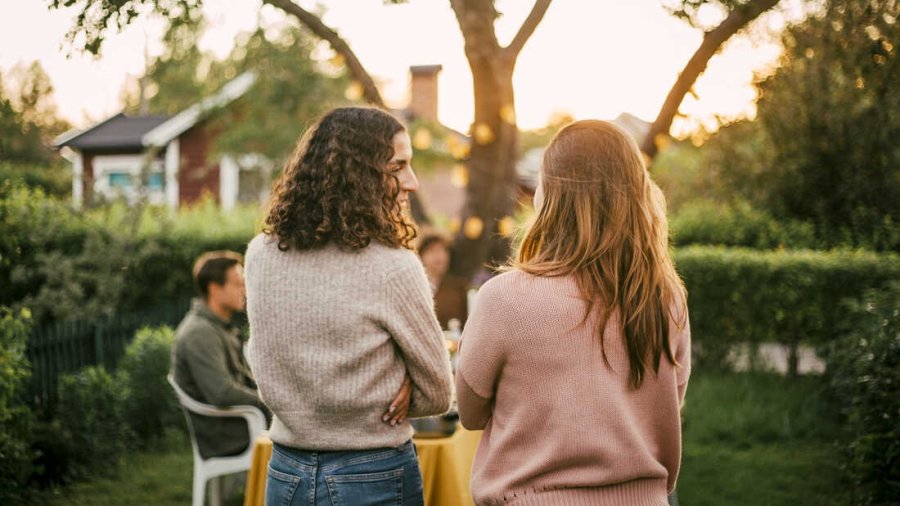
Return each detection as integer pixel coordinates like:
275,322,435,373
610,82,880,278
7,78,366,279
0,182,90,316
670,200,818,250
675,247,900,371
119,326,180,446
53,366,134,480
0,308,35,503
0,161,71,197
826,283,900,505
1,181,257,322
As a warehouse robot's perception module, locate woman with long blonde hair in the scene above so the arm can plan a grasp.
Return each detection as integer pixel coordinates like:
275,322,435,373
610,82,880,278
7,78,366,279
457,120,690,505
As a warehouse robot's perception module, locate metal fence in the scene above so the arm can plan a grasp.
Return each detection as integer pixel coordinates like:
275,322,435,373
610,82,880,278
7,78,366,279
26,298,192,411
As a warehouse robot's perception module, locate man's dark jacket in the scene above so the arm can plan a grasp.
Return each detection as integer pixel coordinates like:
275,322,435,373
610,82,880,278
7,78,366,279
171,300,267,458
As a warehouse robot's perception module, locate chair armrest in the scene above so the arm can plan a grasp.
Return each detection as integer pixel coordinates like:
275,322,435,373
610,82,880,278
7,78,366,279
224,405,267,440
168,375,267,438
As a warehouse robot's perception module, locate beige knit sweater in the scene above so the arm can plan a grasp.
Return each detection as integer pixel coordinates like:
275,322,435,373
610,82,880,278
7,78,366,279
245,234,453,450
457,271,691,506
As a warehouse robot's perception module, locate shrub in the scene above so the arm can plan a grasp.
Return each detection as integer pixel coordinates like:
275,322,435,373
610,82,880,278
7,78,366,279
53,366,133,480
670,200,818,250
0,161,71,197
119,326,180,446
675,247,900,371
826,283,900,505
0,182,90,315
0,308,35,503
2,182,257,322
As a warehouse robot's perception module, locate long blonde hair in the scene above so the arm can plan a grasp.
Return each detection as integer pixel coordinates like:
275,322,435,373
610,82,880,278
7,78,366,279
515,120,686,388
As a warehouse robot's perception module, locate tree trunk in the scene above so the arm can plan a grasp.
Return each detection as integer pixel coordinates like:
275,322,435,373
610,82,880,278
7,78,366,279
641,0,781,161
787,340,799,379
447,0,551,281
450,61,520,279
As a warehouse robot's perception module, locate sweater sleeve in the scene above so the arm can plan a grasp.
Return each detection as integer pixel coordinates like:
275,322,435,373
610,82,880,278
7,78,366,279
456,278,508,430
672,300,692,407
181,324,262,408
382,257,453,418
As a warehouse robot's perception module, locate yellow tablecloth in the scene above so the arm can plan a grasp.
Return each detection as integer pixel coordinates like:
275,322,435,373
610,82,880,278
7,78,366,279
244,428,482,506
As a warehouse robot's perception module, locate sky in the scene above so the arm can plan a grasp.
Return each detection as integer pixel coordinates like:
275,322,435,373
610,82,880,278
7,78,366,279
0,0,809,135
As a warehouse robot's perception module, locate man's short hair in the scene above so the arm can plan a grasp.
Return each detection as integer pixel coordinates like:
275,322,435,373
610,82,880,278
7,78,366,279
192,251,243,299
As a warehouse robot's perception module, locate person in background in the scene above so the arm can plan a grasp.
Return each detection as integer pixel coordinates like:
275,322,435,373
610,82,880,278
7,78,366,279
418,233,451,295
245,107,453,506
171,251,268,459
456,120,691,505
417,232,469,329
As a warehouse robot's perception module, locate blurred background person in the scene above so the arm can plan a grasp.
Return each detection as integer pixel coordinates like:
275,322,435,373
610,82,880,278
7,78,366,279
417,232,469,329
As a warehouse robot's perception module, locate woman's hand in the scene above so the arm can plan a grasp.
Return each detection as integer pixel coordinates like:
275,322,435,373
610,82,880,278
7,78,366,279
383,375,412,426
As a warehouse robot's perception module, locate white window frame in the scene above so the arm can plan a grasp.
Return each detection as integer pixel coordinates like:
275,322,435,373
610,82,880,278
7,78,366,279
92,154,166,205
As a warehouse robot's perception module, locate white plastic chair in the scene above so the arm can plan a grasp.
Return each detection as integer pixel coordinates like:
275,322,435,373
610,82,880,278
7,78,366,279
167,375,267,506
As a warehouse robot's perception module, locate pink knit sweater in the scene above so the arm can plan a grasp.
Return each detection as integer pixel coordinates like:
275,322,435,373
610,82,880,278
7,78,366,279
457,271,690,506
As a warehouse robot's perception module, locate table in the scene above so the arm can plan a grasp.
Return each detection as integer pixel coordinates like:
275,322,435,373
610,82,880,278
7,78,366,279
243,428,482,506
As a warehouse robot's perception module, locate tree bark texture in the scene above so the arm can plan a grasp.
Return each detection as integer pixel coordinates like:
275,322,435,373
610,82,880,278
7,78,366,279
448,0,551,281
641,0,781,161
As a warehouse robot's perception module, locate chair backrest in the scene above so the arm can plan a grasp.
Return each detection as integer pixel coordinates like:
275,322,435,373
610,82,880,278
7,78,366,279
166,374,267,452
168,375,240,417
167,374,204,460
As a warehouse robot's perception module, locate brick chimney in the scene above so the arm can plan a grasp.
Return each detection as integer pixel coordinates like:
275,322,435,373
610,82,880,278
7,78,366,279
408,65,442,122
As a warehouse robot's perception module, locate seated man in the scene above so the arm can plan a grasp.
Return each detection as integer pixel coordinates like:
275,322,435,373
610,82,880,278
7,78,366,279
171,251,267,458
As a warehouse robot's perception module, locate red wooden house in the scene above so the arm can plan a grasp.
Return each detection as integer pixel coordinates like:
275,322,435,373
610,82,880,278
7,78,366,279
54,72,258,210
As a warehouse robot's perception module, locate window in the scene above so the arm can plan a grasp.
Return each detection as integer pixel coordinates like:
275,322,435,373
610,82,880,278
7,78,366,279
107,171,164,190
147,172,164,190
108,172,132,189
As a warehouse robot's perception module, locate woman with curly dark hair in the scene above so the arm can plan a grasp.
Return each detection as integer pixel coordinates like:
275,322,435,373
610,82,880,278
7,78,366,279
245,107,453,506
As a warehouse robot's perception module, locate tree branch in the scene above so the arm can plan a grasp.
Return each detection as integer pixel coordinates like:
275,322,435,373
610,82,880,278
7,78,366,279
642,0,781,160
262,0,386,107
450,0,502,60
504,0,553,59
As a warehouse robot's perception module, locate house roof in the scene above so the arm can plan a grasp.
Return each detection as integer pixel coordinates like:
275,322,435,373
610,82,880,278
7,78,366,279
143,71,256,147
54,114,171,150
54,71,257,151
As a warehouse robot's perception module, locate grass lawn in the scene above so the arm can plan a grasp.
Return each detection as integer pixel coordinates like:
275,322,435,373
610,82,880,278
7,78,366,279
39,430,242,506
678,372,849,506
41,372,848,506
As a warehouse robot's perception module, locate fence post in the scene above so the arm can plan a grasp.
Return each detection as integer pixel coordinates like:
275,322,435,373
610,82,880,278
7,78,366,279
94,322,104,367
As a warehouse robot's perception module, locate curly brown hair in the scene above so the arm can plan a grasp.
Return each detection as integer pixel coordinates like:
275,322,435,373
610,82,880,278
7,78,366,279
263,107,417,251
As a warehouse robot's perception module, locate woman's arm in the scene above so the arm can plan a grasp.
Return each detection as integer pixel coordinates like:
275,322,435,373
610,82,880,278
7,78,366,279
383,376,411,426
382,258,453,418
456,357,493,429
455,277,507,430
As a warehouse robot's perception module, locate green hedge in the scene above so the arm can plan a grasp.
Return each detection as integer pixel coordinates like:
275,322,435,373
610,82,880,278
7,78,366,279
1,182,256,322
826,284,900,506
0,308,35,504
670,200,819,250
52,366,135,480
119,326,181,446
9,324,183,493
675,246,900,371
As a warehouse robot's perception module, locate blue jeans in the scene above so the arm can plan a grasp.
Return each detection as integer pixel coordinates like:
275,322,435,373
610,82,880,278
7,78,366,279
265,440,424,506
